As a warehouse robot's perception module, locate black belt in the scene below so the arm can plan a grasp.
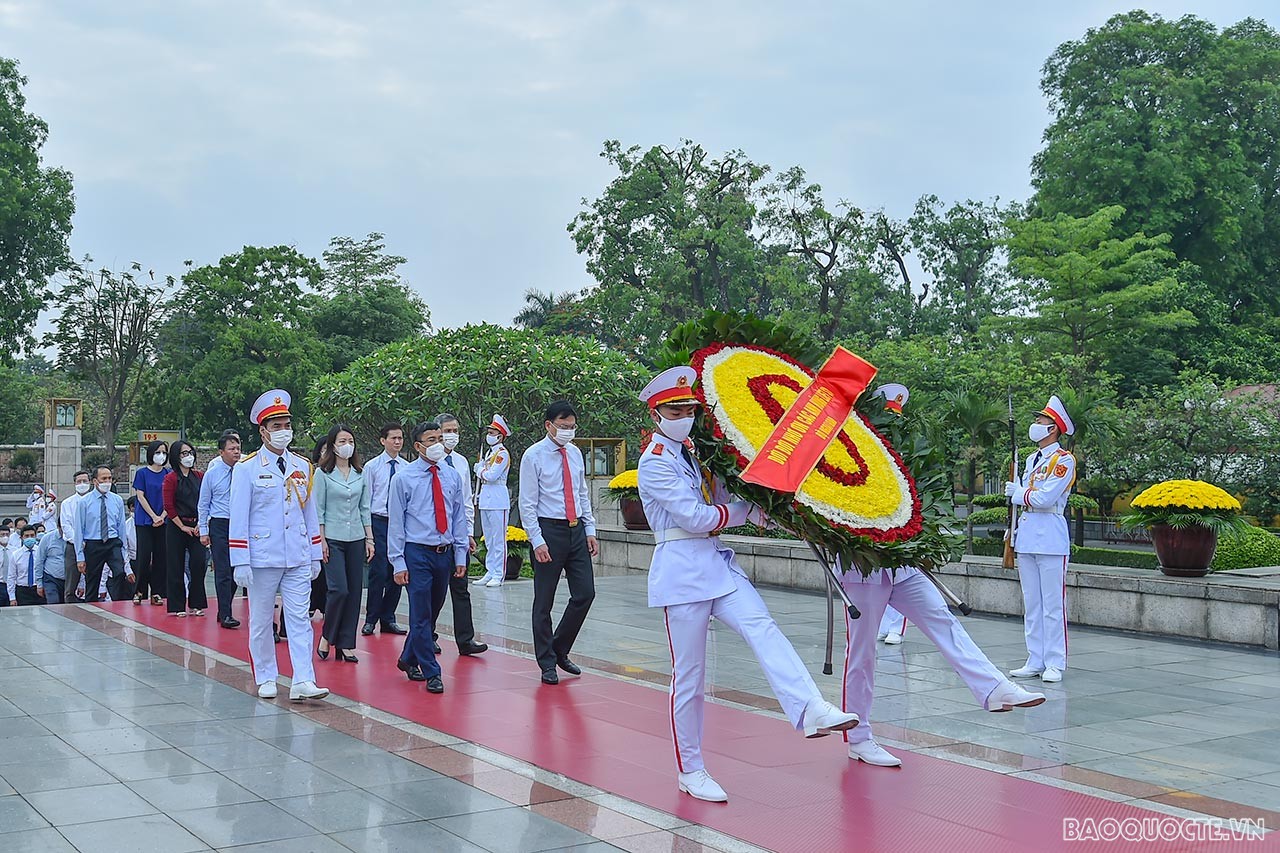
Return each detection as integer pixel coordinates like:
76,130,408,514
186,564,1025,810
412,543,453,553
538,517,581,528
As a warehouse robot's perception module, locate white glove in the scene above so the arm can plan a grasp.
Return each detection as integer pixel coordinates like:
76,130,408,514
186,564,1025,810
310,561,322,581
233,566,253,587
746,505,774,529
473,460,484,474
1003,481,1018,498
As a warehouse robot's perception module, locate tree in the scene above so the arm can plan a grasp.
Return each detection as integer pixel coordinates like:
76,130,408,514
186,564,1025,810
0,58,75,361
1006,205,1194,382
307,324,650,465
941,389,1005,554
512,287,600,338
1032,13,1280,324
312,233,430,372
46,260,171,452
0,362,40,443
1055,385,1118,545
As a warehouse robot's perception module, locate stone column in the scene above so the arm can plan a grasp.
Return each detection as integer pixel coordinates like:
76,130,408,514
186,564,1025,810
43,399,83,505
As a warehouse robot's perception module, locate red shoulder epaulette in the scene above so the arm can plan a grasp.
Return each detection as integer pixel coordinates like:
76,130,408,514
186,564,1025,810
649,443,664,456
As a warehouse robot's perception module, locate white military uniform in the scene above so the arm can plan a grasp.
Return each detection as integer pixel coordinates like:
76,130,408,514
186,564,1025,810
878,603,907,639
229,394,324,691
1011,395,1077,674
474,414,512,585
638,368,852,782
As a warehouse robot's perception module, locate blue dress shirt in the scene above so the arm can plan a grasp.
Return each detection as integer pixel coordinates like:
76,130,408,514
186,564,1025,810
75,490,128,562
386,457,469,572
198,456,235,536
35,530,66,581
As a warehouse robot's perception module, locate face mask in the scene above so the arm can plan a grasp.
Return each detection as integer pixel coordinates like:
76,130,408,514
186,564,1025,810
485,434,501,447
75,483,91,496
267,428,294,451
442,433,460,450
334,443,354,460
553,427,576,445
423,443,447,463
658,415,695,444
36,532,45,541
96,482,112,494
23,537,36,549
153,452,167,465
0,535,7,546
180,454,196,468
1028,423,1053,443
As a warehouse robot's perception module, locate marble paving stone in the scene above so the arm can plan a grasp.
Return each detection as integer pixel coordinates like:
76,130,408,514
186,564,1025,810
170,801,315,848
58,813,210,853
332,820,490,853
273,788,421,834
0,792,52,834
126,772,262,812
26,781,158,826
433,806,600,853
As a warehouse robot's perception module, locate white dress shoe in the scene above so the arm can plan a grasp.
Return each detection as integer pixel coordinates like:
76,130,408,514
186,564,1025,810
472,576,489,585
256,681,277,699
883,632,903,645
678,770,728,802
1041,667,1063,683
802,700,859,738
985,680,1047,712
289,681,330,701
1009,665,1044,678
485,578,503,587
876,632,888,641
847,739,902,767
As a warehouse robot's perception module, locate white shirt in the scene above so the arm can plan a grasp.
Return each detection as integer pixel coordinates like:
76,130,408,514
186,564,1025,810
442,449,475,537
365,451,407,517
60,492,83,545
518,436,596,550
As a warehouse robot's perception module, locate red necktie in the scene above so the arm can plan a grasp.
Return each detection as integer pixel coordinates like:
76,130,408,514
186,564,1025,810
558,447,577,523
429,464,448,533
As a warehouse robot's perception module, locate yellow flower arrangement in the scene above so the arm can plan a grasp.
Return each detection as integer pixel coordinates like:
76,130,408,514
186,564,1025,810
608,469,639,490
1131,480,1241,512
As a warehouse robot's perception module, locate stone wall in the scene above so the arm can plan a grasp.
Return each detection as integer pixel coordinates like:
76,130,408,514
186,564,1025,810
594,528,1280,650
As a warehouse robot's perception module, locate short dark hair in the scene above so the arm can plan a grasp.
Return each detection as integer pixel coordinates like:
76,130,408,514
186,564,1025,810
126,496,136,510
434,412,459,428
145,439,167,464
93,465,113,480
32,523,44,533
1,518,10,526
545,401,576,423
380,422,405,439
14,518,27,528
73,470,90,481
411,421,441,445
217,430,241,450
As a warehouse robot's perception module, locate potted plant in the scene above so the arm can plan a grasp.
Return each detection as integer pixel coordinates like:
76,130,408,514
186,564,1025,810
1119,479,1248,577
504,526,530,580
604,469,648,531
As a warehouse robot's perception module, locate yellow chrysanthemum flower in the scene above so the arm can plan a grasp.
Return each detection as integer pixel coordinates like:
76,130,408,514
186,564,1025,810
1131,480,1241,512
608,469,639,490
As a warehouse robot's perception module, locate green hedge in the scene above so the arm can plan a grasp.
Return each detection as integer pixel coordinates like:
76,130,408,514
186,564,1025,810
969,493,1098,511
1210,526,1280,572
1070,546,1158,569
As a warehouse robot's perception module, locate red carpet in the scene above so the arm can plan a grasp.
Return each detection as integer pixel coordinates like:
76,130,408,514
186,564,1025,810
93,600,1252,852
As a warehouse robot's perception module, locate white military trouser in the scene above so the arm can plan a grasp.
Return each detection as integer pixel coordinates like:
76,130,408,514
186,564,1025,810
840,569,1005,744
1017,552,1068,671
663,571,823,773
247,566,316,687
479,509,508,582
878,604,907,637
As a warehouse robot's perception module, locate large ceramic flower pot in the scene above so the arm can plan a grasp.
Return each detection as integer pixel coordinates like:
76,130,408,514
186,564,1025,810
1151,523,1217,577
504,552,523,581
619,496,650,531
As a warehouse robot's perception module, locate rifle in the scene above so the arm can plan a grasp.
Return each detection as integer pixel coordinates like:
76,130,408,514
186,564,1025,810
1002,392,1019,569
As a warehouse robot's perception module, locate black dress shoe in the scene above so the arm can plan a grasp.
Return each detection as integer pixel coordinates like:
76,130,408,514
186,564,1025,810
273,627,282,644
336,649,358,664
361,623,375,636
219,616,240,629
397,659,426,682
433,642,442,655
316,644,329,661
556,657,581,676
381,622,407,635
458,642,488,656
541,669,559,685
425,676,444,694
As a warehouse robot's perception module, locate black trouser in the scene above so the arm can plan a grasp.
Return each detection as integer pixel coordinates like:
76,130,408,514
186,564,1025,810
13,585,42,606
364,515,402,627
531,518,595,672
323,538,365,649
63,542,79,601
166,520,207,612
432,571,476,649
135,523,167,599
83,538,125,603
208,517,236,621
310,563,327,615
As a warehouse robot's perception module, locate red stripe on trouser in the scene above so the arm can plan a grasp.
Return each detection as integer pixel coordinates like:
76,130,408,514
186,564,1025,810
663,607,684,773
501,511,507,571
841,606,854,742
899,615,907,635
1061,555,1068,658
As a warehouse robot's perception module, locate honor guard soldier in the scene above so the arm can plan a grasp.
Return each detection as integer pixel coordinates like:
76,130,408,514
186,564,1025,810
229,390,329,701
637,367,858,803
473,415,512,587
1006,395,1076,683
839,386,1045,768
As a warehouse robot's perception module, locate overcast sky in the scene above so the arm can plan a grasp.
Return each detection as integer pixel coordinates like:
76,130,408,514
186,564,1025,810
4,1,1273,333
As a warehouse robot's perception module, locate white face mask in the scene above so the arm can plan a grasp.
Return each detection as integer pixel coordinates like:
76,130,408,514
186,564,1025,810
442,433,460,450
334,443,355,460
1029,423,1053,443
485,434,501,447
0,535,8,546
96,482,112,494
658,415,695,444
74,482,91,496
423,443,447,463
267,428,293,451
153,452,167,465
553,427,576,445
180,454,196,469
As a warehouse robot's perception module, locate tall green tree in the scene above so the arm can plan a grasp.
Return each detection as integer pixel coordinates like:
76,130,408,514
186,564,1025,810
46,260,171,451
0,58,75,362
942,389,1005,554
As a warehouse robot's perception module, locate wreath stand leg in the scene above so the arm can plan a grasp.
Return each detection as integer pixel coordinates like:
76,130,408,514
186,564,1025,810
805,541,860,677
